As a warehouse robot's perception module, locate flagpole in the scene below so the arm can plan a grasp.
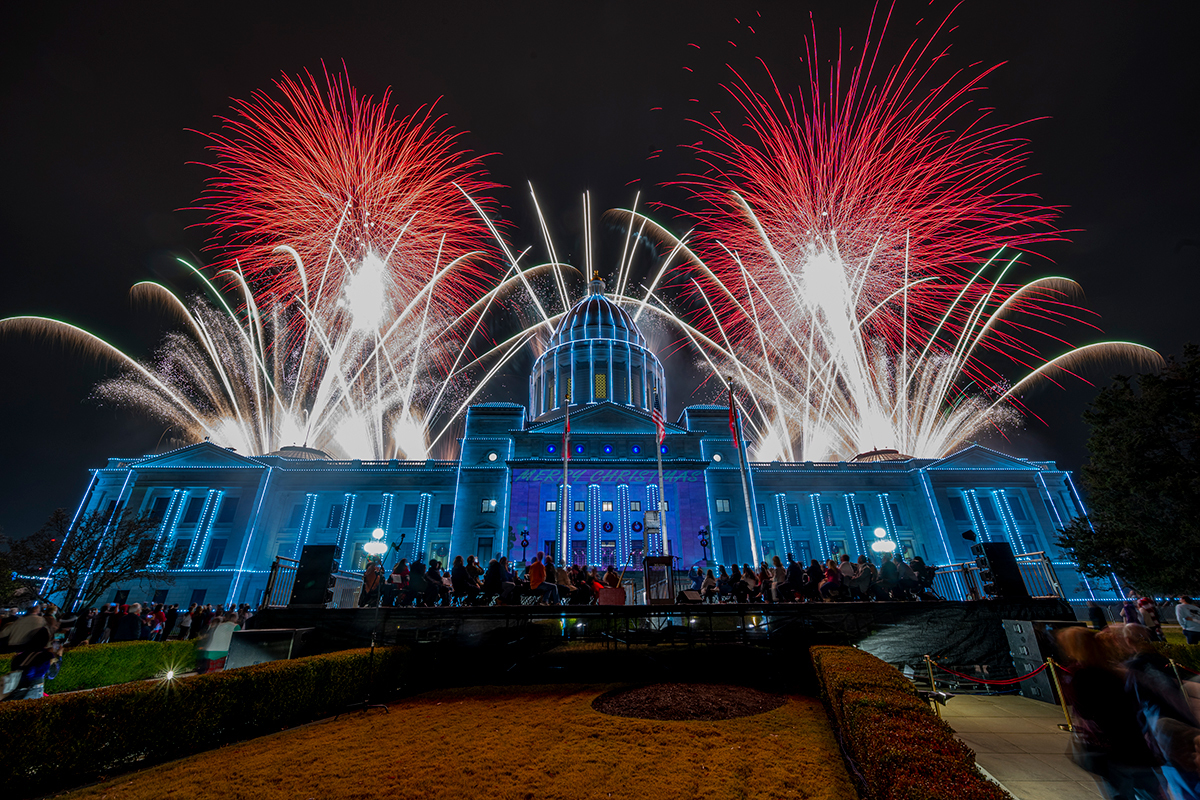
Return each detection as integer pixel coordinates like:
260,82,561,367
561,391,570,567
729,377,760,565
654,387,667,556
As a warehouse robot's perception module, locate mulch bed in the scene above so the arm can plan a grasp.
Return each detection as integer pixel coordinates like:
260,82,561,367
592,682,787,720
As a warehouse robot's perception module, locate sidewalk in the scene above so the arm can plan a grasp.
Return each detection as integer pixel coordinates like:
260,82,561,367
940,693,1102,800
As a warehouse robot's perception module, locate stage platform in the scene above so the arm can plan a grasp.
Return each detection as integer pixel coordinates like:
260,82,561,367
251,598,1072,676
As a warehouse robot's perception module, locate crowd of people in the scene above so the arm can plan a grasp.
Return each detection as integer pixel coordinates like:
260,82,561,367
0,600,256,700
1058,621,1200,798
358,550,942,607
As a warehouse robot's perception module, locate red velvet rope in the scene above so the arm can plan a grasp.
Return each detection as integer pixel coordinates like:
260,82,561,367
932,661,1048,685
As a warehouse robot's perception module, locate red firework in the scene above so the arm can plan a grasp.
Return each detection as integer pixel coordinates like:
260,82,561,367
195,66,500,322
671,7,1076,358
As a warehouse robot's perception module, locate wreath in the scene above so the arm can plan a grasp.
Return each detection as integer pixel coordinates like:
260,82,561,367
631,521,643,532
602,521,613,533
574,521,585,532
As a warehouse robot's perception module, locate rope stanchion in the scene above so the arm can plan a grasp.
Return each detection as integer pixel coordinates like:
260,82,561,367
924,654,940,718
1169,659,1191,703
1046,657,1074,732
932,661,1046,686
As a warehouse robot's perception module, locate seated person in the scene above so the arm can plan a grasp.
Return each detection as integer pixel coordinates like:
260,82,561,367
874,554,898,600
700,569,718,602
405,561,428,606
895,558,920,599
603,565,621,588
450,555,480,604
425,560,451,606
527,553,559,605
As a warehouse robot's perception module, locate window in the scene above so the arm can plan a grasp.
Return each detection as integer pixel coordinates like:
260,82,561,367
188,589,206,606
169,540,190,569
602,501,613,512
287,503,306,528
363,503,381,529
756,503,767,525
978,496,998,522
786,503,802,527
400,504,418,527
113,589,130,605
149,496,170,523
204,539,227,569
889,502,905,527
542,540,556,562
828,539,847,558
716,498,731,513
136,537,154,562
477,537,493,564
948,496,968,521
761,539,777,560
900,539,916,560
820,503,836,527
217,496,239,525
574,500,586,512
545,500,558,512
631,539,645,561
152,589,169,604
327,504,344,529
1008,493,1028,521
438,504,454,528
662,500,669,511
480,499,497,513
595,373,607,399
630,501,641,512
181,497,205,525
1020,534,1037,552
855,503,869,526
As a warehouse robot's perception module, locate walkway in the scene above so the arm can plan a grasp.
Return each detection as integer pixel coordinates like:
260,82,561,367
941,693,1102,800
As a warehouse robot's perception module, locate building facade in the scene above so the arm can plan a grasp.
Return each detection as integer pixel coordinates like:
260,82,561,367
64,278,1114,608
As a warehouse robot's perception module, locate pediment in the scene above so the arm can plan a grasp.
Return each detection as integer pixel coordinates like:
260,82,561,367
133,441,264,469
926,444,1037,471
526,402,686,435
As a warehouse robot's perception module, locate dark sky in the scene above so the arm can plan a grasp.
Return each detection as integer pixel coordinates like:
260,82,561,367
2,2,1197,540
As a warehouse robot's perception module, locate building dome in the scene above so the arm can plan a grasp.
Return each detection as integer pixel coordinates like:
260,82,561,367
529,273,665,419
850,448,913,463
268,445,332,461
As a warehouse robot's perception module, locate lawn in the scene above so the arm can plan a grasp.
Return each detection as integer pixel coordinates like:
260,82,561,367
63,684,856,800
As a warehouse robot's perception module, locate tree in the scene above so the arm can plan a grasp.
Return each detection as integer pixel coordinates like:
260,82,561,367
1057,344,1200,595
3,508,171,610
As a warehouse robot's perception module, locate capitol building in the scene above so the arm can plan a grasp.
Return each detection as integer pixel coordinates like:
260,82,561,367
72,276,1111,608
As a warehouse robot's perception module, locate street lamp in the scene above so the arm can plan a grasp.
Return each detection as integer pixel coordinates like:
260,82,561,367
520,527,530,564
364,528,388,559
697,526,710,565
870,527,897,557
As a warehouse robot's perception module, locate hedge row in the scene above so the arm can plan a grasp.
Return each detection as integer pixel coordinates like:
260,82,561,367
1153,641,1200,674
0,646,409,799
1,640,199,694
810,646,1008,800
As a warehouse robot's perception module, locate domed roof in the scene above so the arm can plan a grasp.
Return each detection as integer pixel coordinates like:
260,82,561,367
548,274,647,349
850,448,913,463
269,445,332,461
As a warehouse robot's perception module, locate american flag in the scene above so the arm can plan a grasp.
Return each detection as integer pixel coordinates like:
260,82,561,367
651,389,665,445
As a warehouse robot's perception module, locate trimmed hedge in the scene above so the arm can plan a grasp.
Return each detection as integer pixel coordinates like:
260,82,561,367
1153,641,1200,674
811,646,1008,800
0,646,408,799
1,640,199,694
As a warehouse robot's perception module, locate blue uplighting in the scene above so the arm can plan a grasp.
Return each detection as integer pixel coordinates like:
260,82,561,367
547,444,557,454
631,445,641,454
575,444,585,454
660,445,669,454
603,444,614,454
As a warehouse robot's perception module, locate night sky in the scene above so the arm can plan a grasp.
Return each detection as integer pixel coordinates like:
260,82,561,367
2,2,1197,541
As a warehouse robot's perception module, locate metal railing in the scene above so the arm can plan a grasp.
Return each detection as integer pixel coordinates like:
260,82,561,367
933,551,1063,601
261,555,364,608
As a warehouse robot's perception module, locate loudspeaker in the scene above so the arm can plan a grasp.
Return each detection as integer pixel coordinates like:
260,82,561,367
289,545,340,607
970,541,1029,600
1002,618,1084,704
676,590,703,604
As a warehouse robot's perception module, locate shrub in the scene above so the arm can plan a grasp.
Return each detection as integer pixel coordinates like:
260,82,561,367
0,646,408,799
1152,641,1200,674
811,645,1008,800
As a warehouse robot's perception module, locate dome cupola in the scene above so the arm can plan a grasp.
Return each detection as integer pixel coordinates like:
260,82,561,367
529,272,665,419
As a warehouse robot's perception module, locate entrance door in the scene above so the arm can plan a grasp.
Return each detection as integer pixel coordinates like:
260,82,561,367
720,535,737,566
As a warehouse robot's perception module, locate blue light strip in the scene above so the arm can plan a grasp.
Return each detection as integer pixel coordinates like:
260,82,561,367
918,473,956,581
843,494,867,558
964,490,989,543
1063,472,1102,600
587,483,601,565
557,483,572,566
994,490,1025,555
43,471,100,598
617,483,630,566
80,469,136,594
151,490,184,566
227,465,275,605
337,493,357,569
413,492,433,562
189,489,225,568
291,493,319,559
646,484,661,557
774,493,790,556
809,494,830,562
